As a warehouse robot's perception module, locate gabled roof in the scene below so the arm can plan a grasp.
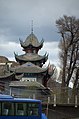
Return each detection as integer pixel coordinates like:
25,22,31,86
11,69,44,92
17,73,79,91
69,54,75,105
14,53,48,63
20,33,44,48
10,62,48,73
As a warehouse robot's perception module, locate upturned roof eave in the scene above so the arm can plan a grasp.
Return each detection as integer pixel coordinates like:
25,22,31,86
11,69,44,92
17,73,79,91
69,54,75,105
15,53,48,62
9,81,46,89
0,72,14,79
20,39,44,48
10,62,48,74
10,67,48,74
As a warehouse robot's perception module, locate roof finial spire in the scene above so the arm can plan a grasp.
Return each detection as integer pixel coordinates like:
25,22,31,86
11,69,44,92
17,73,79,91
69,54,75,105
31,20,33,34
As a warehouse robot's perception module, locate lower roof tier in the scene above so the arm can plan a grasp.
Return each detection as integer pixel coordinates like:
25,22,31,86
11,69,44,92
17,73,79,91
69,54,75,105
9,81,45,89
10,62,48,74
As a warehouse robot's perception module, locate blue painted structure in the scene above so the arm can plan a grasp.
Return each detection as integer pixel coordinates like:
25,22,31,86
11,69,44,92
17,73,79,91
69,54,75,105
0,94,47,119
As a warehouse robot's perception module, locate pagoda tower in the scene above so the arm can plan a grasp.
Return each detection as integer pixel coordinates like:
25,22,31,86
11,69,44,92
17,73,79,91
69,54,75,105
15,33,48,67
10,30,53,88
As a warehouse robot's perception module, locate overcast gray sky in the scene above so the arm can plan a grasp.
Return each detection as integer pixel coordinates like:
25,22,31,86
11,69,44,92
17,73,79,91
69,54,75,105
0,0,79,67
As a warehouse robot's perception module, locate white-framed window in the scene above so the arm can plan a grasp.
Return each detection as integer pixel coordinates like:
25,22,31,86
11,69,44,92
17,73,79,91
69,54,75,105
21,77,36,82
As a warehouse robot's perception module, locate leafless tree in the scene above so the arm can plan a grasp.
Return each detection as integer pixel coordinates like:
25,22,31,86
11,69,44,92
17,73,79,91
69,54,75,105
56,15,79,88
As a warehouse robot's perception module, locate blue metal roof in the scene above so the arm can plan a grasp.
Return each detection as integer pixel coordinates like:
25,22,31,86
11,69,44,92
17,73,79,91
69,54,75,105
0,94,13,99
0,94,41,103
14,98,41,103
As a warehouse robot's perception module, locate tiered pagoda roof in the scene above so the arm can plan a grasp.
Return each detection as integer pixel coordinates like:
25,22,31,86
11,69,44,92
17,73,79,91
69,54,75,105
15,32,48,66
14,52,48,66
9,81,45,89
13,31,53,87
20,33,44,49
10,62,48,74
